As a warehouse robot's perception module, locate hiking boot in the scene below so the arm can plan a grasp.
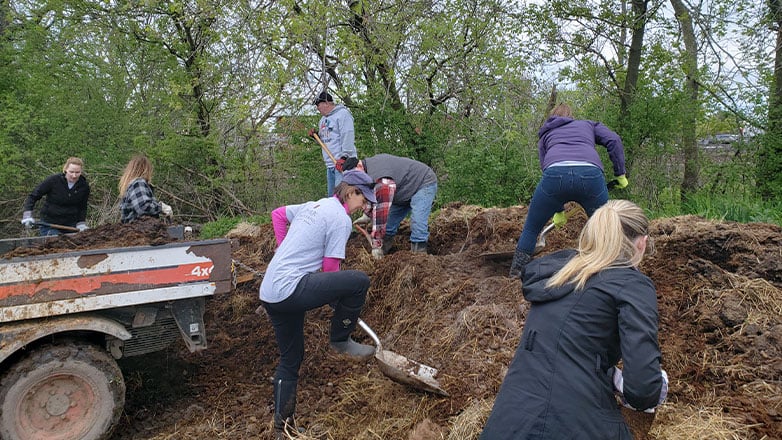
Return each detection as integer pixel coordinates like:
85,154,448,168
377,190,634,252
410,242,428,253
330,337,375,360
509,249,532,279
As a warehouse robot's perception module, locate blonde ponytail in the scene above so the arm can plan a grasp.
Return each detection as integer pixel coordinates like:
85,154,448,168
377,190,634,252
547,200,650,290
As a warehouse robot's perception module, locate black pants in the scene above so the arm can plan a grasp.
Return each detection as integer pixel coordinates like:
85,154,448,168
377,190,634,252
262,270,370,381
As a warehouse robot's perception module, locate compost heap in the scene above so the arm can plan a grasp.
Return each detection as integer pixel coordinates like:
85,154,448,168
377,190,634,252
110,203,781,440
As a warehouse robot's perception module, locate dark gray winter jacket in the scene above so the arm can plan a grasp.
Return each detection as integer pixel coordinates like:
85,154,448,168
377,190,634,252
480,249,662,440
23,173,90,227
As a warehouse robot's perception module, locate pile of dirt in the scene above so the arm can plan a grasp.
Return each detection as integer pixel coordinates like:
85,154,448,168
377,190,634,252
111,204,781,440
1,217,174,258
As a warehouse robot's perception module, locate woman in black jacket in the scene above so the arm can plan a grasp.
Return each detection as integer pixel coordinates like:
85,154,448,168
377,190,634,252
481,199,667,440
21,157,90,235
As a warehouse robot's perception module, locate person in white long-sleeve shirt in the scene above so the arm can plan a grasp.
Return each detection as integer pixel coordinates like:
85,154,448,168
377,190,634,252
259,170,376,439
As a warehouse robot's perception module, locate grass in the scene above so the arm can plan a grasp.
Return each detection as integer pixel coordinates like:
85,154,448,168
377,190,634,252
200,213,270,239
681,192,782,226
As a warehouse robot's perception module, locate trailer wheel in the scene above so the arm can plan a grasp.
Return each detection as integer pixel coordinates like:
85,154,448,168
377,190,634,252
0,342,125,440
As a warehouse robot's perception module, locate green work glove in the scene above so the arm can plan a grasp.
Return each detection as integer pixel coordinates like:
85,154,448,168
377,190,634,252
552,211,568,228
616,175,629,189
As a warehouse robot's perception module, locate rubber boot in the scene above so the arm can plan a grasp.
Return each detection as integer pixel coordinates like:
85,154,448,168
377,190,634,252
381,237,394,254
410,242,428,253
330,337,374,360
273,379,297,440
509,249,532,279
330,303,374,361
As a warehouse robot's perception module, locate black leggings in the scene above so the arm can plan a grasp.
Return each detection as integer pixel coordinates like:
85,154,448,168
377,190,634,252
262,270,370,381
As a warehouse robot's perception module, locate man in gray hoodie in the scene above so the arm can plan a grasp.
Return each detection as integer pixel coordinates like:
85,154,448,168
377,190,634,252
309,92,358,196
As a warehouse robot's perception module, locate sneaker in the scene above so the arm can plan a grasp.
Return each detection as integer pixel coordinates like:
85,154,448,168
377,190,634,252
330,337,375,360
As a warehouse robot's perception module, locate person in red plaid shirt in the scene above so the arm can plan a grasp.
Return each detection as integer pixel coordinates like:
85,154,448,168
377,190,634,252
338,154,437,257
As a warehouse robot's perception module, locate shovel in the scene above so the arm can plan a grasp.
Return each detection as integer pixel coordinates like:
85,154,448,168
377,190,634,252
480,209,576,261
312,132,338,164
535,208,577,253
357,318,449,397
34,221,80,233
534,222,556,254
479,221,557,261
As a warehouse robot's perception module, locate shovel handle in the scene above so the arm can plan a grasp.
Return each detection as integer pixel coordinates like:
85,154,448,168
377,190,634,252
357,318,382,350
312,133,338,164
353,224,374,247
540,222,555,236
35,221,80,232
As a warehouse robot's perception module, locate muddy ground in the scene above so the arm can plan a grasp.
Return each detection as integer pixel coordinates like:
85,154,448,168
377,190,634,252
83,205,781,439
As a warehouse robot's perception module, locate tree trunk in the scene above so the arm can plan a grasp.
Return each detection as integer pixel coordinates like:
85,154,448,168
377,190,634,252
619,0,648,120
0,0,7,37
670,0,701,201
759,0,782,201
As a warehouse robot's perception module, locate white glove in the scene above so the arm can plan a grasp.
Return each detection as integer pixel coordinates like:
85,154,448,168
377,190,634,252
659,369,669,405
21,211,35,229
613,367,668,413
612,366,622,389
76,222,89,232
160,202,173,217
353,213,371,225
371,248,384,260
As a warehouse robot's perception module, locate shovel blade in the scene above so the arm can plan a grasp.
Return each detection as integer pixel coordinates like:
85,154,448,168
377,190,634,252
358,318,448,396
535,223,555,254
375,349,449,397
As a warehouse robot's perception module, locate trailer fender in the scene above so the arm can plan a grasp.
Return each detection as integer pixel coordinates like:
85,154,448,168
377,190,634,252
0,315,131,364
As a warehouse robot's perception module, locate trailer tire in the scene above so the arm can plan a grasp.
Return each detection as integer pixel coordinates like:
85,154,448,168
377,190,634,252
0,342,125,440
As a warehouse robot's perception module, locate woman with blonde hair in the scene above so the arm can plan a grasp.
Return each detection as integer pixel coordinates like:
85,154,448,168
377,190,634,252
118,155,172,223
481,199,667,440
22,157,90,235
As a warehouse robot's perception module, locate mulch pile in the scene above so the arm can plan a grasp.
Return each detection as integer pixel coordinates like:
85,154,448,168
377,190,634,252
28,205,778,440
1,217,173,259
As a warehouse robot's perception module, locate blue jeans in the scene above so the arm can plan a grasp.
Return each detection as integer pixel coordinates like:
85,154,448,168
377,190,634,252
326,167,343,197
385,182,437,243
515,166,608,254
262,270,370,381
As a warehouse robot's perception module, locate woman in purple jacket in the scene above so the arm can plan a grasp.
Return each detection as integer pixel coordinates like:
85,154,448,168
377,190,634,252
510,103,628,277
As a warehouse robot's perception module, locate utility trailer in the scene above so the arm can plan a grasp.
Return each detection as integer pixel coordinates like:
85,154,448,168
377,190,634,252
0,236,232,440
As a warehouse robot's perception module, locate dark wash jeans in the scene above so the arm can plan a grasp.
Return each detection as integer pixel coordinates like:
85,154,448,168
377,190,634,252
515,165,608,254
262,269,370,381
